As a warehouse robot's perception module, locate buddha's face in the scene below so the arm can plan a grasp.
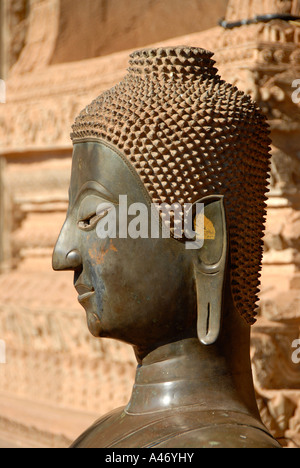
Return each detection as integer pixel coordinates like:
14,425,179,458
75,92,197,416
53,142,196,352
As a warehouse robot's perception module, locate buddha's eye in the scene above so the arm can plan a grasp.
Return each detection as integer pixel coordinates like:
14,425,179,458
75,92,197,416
78,211,108,231
77,196,113,232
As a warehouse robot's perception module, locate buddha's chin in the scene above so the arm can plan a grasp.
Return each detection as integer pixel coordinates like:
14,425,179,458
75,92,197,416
85,309,102,337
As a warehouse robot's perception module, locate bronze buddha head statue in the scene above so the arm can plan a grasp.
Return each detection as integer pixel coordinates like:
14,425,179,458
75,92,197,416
52,47,280,448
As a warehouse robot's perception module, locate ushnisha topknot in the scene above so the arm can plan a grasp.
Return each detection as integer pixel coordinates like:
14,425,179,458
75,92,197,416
128,46,219,77
71,46,271,325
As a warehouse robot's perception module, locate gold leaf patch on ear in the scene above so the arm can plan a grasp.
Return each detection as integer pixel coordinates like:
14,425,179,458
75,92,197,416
195,214,216,240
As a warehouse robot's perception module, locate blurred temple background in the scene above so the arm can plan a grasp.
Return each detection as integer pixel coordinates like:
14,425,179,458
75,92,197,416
0,0,299,448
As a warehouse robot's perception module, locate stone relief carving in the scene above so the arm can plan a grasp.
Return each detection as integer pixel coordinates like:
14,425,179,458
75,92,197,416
7,0,30,70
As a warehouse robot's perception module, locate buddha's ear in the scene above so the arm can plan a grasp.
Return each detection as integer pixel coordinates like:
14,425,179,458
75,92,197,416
192,195,228,346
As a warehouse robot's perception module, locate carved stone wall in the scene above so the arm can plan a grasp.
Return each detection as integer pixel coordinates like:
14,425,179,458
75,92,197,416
51,0,228,65
0,0,30,77
6,0,228,75
226,0,300,20
0,157,13,274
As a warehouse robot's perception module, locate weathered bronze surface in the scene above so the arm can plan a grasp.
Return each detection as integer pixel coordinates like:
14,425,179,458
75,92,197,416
52,47,281,448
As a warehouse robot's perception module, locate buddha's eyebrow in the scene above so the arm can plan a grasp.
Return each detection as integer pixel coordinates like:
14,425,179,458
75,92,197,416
71,181,118,206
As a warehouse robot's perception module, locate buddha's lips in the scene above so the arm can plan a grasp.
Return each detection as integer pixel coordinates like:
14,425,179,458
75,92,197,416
75,284,95,302
78,291,95,304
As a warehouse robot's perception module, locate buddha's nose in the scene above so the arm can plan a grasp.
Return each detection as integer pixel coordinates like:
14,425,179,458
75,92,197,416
52,222,82,271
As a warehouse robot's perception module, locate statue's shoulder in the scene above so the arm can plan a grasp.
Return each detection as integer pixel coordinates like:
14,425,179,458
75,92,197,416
149,410,281,449
70,408,281,448
155,423,281,449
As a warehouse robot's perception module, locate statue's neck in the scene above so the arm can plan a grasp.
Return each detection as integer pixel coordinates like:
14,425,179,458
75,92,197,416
126,337,260,419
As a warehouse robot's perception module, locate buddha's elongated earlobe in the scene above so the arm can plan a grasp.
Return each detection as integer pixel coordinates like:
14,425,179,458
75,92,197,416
193,196,228,345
